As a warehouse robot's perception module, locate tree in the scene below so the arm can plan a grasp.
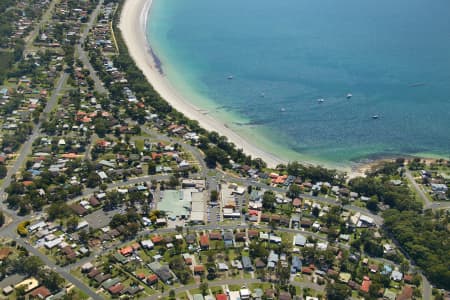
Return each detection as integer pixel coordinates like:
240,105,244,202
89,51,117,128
366,198,379,212
167,176,179,188
39,269,64,292
66,216,79,233
20,256,43,276
0,165,7,179
86,172,100,188
312,206,320,218
210,190,218,202
0,211,4,227
287,184,301,199
47,202,71,220
326,283,351,300
199,282,209,296
262,191,276,211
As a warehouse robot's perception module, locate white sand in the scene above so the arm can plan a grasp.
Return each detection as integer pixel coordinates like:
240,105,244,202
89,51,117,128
119,0,285,168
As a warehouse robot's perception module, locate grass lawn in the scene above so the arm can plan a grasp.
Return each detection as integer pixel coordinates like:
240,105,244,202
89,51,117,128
248,282,272,291
135,139,144,151
176,292,189,300
210,286,223,294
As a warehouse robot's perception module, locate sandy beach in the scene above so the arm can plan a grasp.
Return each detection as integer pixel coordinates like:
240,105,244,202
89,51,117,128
119,0,286,168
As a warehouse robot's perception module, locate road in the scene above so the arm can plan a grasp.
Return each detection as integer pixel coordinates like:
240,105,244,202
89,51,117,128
404,170,432,209
421,274,432,300
404,170,450,211
139,125,208,177
143,277,323,300
16,239,103,300
0,72,69,215
77,0,108,94
23,0,59,54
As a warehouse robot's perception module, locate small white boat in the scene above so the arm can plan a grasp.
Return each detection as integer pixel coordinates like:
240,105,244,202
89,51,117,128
372,115,379,119
260,92,265,98
280,107,286,112
346,93,352,99
227,75,233,80
317,98,325,103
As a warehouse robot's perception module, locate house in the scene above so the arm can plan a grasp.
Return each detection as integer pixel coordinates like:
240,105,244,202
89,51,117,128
108,283,125,295
199,235,209,249
151,235,163,244
267,251,279,269
81,262,94,273
185,233,196,244
148,262,174,284
292,197,302,208
70,203,87,216
87,268,100,279
339,272,351,283
94,273,111,283
265,289,276,299
15,277,39,293
113,252,128,264
194,265,205,275
89,196,100,207
369,264,379,273
119,246,133,256
2,285,13,295
0,248,12,260
247,229,259,239
217,262,229,271
293,234,306,247
301,219,312,228
147,274,158,285
397,285,414,300
240,288,251,299
61,246,77,260
431,183,448,193
255,258,266,269
193,294,204,300
30,286,51,299
209,232,222,240
223,231,234,247
141,239,154,249
391,270,403,281
242,256,253,271
278,291,292,300
360,277,371,293
291,256,302,273
216,294,228,300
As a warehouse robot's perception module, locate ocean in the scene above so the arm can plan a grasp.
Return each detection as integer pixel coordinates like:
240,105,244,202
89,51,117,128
146,0,450,167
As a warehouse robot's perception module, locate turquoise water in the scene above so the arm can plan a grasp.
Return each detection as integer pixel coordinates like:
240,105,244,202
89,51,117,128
147,0,450,165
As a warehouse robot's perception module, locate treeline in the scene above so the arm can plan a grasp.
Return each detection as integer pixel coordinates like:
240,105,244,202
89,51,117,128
383,209,450,289
106,0,266,169
285,161,345,185
349,160,422,212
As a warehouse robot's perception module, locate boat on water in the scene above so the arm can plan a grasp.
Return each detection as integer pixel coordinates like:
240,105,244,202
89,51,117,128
260,92,265,98
280,107,286,112
317,98,325,103
346,93,352,99
227,75,233,80
372,115,379,119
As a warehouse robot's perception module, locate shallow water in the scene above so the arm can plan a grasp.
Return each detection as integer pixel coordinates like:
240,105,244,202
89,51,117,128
147,0,450,165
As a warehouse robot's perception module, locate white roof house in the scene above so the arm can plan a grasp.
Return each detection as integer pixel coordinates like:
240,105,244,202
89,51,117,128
44,237,64,249
141,239,154,249
293,234,307,247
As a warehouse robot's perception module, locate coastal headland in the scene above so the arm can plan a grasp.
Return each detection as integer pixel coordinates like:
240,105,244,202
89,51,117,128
119,0,286,168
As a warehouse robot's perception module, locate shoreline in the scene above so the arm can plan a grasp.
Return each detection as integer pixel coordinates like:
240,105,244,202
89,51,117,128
119,0,286,168
118,0,447,176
